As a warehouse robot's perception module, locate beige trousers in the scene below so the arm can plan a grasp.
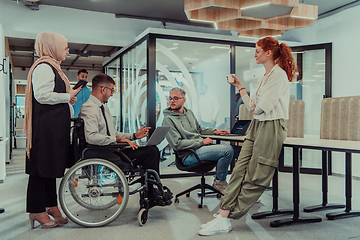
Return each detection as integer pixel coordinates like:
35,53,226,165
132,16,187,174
220,118,287,219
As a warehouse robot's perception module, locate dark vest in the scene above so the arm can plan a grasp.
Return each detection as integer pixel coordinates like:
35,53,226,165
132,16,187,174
26,62,71,178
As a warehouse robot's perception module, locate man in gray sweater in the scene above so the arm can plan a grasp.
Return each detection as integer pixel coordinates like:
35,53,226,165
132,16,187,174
162,87,234,194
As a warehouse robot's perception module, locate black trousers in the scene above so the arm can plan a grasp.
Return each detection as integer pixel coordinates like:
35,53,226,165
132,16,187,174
121,146,160,173
26,175,57,213
87,145,160,174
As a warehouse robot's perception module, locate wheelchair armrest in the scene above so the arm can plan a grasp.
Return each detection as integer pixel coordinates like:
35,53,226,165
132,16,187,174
87,143,128,149
174,148,202,164
84,143,134,168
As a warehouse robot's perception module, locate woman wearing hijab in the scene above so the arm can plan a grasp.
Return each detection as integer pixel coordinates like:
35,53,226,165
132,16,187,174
23,32,81,229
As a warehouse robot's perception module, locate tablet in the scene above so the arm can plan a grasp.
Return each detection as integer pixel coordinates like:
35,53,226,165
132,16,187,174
73,79,88,90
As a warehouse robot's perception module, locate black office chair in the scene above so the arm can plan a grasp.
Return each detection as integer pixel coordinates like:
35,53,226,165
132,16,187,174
174,149,223,208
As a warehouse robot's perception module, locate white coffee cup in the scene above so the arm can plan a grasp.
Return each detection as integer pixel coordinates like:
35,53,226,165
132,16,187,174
227,74,235,83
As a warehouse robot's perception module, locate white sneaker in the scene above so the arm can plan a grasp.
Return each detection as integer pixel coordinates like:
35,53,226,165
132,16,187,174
212,177,228,195
198,215,232,236
200,214,218,229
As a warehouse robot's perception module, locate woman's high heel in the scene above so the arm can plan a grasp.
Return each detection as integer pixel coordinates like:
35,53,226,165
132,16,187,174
46,207,68,224
29,212,59,229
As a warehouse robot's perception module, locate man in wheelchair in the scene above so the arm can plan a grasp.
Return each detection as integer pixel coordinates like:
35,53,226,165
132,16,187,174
79,73,172,209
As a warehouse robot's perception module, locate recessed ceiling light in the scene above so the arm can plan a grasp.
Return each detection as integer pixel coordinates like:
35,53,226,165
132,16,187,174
210,46,230,49
291,16,316,20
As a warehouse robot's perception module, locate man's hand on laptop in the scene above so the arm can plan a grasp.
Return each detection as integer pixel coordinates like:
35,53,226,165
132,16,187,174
135,126,151,139
214,130,230,135
203,137,213,145
116,137,139,150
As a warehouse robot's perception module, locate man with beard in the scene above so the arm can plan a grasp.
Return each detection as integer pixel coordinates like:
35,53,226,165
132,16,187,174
162,87,234,194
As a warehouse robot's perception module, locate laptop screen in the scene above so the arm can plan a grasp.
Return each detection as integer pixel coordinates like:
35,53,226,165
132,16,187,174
231,120,251,135
143,126,170,146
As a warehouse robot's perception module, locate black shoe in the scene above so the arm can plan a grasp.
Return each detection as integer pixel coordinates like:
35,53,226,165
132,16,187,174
162,186,173,201
148,187,173,207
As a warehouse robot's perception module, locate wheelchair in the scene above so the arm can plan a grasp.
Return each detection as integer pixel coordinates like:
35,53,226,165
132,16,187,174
58,118,172,227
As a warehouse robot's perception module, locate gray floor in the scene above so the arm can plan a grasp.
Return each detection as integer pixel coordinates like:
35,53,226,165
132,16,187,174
1,149,360,240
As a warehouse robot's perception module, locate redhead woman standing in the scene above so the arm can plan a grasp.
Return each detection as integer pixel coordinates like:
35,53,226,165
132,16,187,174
23,32,81,228
199,36,297,236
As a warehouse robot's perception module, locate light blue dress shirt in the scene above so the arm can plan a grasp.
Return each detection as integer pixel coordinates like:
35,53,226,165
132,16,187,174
73,85,92,117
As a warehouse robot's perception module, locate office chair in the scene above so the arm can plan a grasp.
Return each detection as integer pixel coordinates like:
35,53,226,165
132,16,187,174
174,149,223,208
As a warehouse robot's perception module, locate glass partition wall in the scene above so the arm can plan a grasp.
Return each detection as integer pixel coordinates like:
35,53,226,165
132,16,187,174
280,44,332,174
104,32,332,177
105,58,121,131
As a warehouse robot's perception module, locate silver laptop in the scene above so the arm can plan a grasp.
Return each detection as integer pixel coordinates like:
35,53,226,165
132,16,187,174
141,126,170,146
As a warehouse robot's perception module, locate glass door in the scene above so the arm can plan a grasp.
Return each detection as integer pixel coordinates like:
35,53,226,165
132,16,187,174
281,44,332,173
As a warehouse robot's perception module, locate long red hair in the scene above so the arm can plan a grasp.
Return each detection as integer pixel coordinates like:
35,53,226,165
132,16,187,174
256,37,297,82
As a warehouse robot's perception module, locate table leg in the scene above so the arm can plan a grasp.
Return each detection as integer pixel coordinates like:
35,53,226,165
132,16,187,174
251,162,293,219
270,147,322,227
326,153,360,220
304,150,344,212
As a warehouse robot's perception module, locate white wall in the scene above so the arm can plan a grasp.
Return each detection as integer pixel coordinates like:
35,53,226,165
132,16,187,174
0,21,7,181
287,6,360,177
0,23,4,137
287,5,360,98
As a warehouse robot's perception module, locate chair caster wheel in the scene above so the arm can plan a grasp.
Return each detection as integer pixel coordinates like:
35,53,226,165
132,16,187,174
198,204,203,208
175,198,179,203
186,193,190,197
138,208,148,226
216,193,222,199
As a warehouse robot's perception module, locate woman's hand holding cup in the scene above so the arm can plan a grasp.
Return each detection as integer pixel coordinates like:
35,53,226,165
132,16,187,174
227,74,244,89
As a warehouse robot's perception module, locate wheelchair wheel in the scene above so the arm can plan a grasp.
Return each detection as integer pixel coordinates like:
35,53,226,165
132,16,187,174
59,158,129,227
138,208,148,226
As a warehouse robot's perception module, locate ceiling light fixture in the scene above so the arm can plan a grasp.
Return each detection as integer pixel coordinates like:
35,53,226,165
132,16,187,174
291,16,316,19
210,46,230,49
190,19,218,29
184,0,318,38
241,2,270,10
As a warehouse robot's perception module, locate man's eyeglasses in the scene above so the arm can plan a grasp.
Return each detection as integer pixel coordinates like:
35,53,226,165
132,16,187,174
101,86,115,94
65,47,70,52
169,97,184,101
